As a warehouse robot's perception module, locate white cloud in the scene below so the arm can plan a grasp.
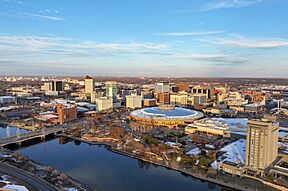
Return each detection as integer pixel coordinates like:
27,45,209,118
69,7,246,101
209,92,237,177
72,42,168,51
0,11,64,21
0,0,23,4
18,12,64,21
203,0,263,11
157,31,224,36
0,35,169,57
176,53,248,64
0,36,62,52
178,54,226,59
208,36,288,48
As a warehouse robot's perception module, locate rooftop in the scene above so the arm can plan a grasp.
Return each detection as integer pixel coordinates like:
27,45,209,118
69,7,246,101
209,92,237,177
85,75,94,80
218,139,246,165
130,106,203,121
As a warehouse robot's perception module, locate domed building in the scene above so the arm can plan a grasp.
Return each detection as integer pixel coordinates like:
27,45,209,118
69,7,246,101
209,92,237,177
129,105,203,128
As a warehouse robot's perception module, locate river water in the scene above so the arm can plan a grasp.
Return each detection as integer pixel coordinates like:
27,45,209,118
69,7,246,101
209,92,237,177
0,125,29,139
15,138,235,191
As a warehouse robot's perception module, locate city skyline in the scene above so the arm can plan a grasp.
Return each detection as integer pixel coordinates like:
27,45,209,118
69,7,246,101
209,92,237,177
0,0,288,77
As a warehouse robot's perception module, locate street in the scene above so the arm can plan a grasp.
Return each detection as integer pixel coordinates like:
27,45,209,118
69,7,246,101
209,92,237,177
0,163,57,191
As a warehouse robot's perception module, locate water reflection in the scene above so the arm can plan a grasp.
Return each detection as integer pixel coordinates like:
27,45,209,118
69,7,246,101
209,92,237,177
138,160,151,170
0,125,29,138
18,138,235,191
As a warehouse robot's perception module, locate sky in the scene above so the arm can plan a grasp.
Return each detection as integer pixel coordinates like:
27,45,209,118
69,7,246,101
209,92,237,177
0,0,288,77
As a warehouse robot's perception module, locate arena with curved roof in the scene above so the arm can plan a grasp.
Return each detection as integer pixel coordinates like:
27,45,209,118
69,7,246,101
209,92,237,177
129,105,203,128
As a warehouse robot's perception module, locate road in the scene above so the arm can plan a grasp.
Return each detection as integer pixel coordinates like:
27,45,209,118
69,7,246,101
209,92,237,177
0,163,57,191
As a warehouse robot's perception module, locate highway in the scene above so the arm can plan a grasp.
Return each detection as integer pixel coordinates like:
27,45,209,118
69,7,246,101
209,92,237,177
0,163,57,191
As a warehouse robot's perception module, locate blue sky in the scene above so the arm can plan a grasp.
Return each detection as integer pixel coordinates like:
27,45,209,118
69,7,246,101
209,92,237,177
0,0,288,77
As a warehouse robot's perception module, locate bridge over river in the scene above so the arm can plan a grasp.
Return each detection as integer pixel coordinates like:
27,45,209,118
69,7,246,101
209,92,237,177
0,127,64,147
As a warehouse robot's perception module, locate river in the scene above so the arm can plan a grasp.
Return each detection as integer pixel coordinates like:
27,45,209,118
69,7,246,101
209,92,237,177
0,125,29,139
16,137,235,191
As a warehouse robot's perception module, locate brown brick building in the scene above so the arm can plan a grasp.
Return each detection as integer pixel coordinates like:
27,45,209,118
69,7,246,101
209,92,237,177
57,104,77,124
177,83,189,92
157,93,170,104
143,98,157,107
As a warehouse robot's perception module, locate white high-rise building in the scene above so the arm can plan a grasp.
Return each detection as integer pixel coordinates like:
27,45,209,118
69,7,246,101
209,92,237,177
170,94,188,107
154,82,170,93
95,97,113,111
126,95,142,109
106,81,118,102
42,82,53,91
192,94,207,105
85,75,95,96
245,116,279,175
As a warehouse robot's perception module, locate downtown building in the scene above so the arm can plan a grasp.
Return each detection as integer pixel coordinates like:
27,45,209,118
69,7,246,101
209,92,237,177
191,85,211,99
169,93,207,108
245,116,279,176
0,96,16,105
176,83,189,92
42,81,64,96
216,116,280,177
154,82,170,93
143,98,157,107
126,95,142,109
156,92,170,104
95,97,113,111
105,81,118,102
57,104,77,125
42,81,63,91
189,94,207,106
170,94,188,107
85,75,95,97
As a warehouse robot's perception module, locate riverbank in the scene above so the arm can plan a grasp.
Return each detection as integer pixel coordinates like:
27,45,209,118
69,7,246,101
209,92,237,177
0,162,56,191
64,135,282,191
0,148,94,191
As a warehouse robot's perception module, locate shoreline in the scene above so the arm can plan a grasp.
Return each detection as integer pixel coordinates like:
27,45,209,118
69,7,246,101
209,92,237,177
10,132,285,191
0,162,57,191
1,147,93,191
64,135,263,191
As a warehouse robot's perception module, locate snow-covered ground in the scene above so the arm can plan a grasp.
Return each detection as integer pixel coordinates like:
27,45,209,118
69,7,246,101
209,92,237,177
186,147,201,156
279,131,288,138
210,118,248,129
188,118,248,136
218,139,246,165
165,141,182,147
216,139,288,170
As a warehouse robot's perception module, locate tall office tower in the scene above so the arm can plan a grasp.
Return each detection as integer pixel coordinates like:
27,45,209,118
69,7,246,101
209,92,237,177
245,116,279,175
85,75,95,96
154,82,170,93
53,81,63,91
42,82,53,91
105,81,118,102
42,81,63,91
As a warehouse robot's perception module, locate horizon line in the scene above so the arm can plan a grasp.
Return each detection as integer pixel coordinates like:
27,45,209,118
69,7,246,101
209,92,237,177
1,75,288,80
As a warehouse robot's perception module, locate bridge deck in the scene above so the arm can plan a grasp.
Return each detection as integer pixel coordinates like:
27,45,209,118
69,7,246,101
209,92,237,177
0,128,64,147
